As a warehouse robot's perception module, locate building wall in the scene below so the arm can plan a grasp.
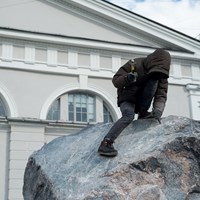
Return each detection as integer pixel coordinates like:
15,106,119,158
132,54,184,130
0,119,88,200
0,68,79,118
164,84,190,117
1,38,200,121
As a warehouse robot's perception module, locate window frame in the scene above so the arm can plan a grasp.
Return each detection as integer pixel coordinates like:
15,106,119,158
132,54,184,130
68,93,96,122
0,97,7,117
47,98,60,120
46,92,114,123
103,102,113,123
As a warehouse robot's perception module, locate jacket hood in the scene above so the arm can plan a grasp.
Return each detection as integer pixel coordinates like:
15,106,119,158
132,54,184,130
143,49,171,78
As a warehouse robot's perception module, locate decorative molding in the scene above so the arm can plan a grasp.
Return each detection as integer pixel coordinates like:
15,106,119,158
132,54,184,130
60,94,68,121
191,64,200,81
112,56,121,72
0,81,18,117
172,63,182,79
1,30,199,60
186,83,200,92
25,46,35,64
68,51,78,68
79,74,88,89
186,83,200,120
90,53,100,71
0,36,146,57
40,84,79,119
2,43,13,62
47,48,57,66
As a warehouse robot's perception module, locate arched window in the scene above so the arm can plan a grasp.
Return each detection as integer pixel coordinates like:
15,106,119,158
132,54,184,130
47,98,60,120
0,97,7,117
103,103,113,123
46,92,114,123
68,93,95,122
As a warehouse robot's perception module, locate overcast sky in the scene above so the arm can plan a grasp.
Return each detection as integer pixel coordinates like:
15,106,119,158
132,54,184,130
106,0,200,39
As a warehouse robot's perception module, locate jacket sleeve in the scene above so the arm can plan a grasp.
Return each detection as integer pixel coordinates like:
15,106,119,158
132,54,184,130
153,78,168,113
112,61,131,88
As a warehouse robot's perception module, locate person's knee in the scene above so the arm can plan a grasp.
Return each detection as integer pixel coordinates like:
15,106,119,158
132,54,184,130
122,113,134,124
120,102,135,123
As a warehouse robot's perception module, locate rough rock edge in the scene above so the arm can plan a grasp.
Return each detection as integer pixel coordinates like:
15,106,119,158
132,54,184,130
23,157,57,200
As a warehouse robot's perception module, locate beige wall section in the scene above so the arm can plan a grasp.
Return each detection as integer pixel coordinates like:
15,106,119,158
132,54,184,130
164,84,190,118
0,67,192,120
0,68,79,118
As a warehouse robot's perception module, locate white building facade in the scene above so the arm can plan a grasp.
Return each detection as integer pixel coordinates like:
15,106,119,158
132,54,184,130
0,0,200,199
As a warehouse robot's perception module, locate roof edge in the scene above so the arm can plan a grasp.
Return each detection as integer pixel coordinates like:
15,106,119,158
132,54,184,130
0,26,194,54
101,0,200,43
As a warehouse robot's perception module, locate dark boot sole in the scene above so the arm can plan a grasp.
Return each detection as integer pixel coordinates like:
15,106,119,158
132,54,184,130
98,151,118,157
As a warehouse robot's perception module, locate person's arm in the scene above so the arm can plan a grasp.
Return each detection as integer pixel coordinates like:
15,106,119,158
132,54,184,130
112,60,137,88
152,78,168,122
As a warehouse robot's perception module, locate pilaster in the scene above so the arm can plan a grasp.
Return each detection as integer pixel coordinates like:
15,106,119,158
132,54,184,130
186,84,200,120
112,56,121,72
47,48,57,66
8,122,45,200
173,63,182,79
68,51,78,68
191,64,200,81
0,123,10,200
90,53,100,71
2,43,13,62
25,46,35,64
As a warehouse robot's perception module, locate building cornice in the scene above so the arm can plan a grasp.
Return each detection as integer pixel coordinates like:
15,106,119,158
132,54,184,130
0,28,198,59
186,83,200,91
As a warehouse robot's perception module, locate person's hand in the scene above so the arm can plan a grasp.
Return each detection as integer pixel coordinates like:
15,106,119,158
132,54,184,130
152,108,162,123
127,72,137,83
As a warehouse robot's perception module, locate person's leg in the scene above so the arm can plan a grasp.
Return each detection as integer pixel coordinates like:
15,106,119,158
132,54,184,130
138,79,158,118
98,102,135,156
104,101,135,141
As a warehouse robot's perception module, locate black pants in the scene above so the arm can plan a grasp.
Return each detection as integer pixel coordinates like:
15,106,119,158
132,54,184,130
104,79,158,141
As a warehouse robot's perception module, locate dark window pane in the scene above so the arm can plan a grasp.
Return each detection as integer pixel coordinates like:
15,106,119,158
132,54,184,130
82,113,87,122
69,112,74,121
103,104,113,123
47,99,60,120
76,113,81,121
68,103,74,111
76,107,81,112
109,116,113,122
104,115,108,123
82,107,87,112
